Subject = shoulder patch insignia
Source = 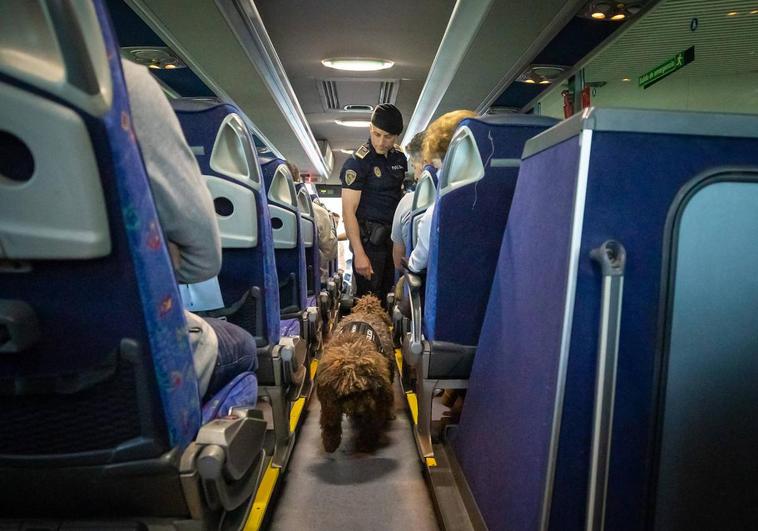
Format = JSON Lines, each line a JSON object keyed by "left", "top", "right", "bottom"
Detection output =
{"left": 354, "top": 144, "right": 370, "bottom": 159}
{"left": 345, "top": 169, "right": 357, "bottom": 186}
{"left": 393, "top": 144, "right": 404, "bottom": 153}
{"left": 373, "top": 166, "right": 382, "bottom": 178}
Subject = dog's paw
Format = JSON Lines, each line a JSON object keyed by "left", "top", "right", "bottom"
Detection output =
{"left": 323, "top": 442, "right": 339, "bottom": 453}
{"left": 322, "top": 433, "right": 341, "bottom": 453}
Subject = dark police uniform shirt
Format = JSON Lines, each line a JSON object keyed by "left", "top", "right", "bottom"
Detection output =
{"left": 339, "top": 140, "right": 407, "bottom": 225}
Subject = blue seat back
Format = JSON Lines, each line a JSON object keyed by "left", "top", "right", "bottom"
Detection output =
{"left": 296, "top": 182, "right": 320, "bottom": 297}
{"left": 174, "top": 101, "right": 281, "bottom": 346}
{"left": 260, "top": 158, "right": 307, "bottom": 315}
{"left": 0, "top": 0, "right": 199, "bottom": 468}
{"left": 423, "top": 115, "right": 557, "bottom": 344}
{"left": 454, "top": 108, "right": 758, "bottom": 531}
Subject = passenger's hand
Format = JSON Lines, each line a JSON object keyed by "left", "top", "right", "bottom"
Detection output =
{"left": 354, "top": 252, "right": 374, "bottom": 279}
{"left": 167, "top": 242, "right": 182, "bottom": 270}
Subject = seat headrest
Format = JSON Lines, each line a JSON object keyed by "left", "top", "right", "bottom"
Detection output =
{"left": 439, "top": 126, "right": 485, "bottom": 195}
{"left": 209, "top": 113, "right": 261, "bottom": 187}
{"left": 412, "top": 168, "right": 438, "bottom": 212}
{"left": 0, "top": 1, "right": 113, "bottom": 117}
{"left": 262, "top": 159, "right": 297, "bottom": 209}
{"left": 0, "top": 1, "right": 112, "bottom": 260}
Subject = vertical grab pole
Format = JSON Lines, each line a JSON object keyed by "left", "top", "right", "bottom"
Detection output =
{"left": 586, "top": 240, "right": 627, "bottom": 531}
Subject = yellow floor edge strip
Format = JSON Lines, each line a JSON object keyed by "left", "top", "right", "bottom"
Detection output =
{"left": 244, "top": 465, "right": 280, "bottom": 531}
{"left": 406, "top": 391, "right": 419, "bottom": 425}
{"left": 242, "top": 359, "right": 318, "bottom": 530}
{"left": 394, "top": 350, "right": 439, "bottom": 469}
{"left": 289, "top": 396, "right": 306, "bottom": 433}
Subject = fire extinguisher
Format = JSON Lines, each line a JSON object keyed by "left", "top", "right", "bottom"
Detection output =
{"left": 562, "top": 90, "right": 573, "bottom": 119}
{"left": 581, "top": 85, "right": 591, "bottom": 110}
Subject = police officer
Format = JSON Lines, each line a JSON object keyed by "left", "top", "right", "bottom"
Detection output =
{"left": 340, "top": 103, "right": 407, "bottom": 305}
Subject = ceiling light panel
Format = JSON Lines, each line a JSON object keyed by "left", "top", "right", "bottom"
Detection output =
{"left": 335, "top": 120, "right": 371, "bottom": 128}
{"left": 322, "top": 58, "right": 394, "bottom": 72}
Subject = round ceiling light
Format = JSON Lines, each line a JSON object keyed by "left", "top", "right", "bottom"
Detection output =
{"left": 335, "top": 120, "right": 372, "bottom": 128}
{"left": 122, "top": 46, "right": 186, "bottom": 70}
{"left": 516, "top": 64, "right": 567, "bottom": 85}
{"left": 591, "top": 1, "right": 612, "bottom": 18}
{"left": 322, "top": 58, "right": 394, "bottom": 72}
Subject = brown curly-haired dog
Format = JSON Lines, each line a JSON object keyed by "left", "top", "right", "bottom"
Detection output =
{"left": 317, "top": 295, "right": 395, "bottom": 452}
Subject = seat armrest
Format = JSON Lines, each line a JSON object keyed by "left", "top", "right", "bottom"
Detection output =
{"left": 405, "top": 271, "right": 423, "bottom": 290}
{"left": 404, "top": 272, "right": 424, "bottom": 364}
{"left": 189, "top": 412, "right": 267, "bottom": 511}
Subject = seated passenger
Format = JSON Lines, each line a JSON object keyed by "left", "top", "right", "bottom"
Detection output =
{"left": 407, "top": 110, "right": 477, "bottom": 273}
{"left": 312, "top": 200, "right": 338, "bottom": 284}
{"left": 391, "top": 131, "right": 426, "bottom": 271}
{"left": 122, "top": 58, "right": 257, "bottom": 399}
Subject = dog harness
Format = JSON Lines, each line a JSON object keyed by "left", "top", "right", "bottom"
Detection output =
{"left": 345, "top": 321, "right": 384, "bottom": 354}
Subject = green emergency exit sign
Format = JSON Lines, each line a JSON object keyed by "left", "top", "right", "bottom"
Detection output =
{"left": 638, "top": 46, "right": 695, "bottom": 89}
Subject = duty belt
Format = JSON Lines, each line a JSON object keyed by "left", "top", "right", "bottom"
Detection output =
{"left": 344, "top": 320, "right": 384, "bottom": 354}
{"left": 359, "top": 219, "right": 391, "bottom": 245}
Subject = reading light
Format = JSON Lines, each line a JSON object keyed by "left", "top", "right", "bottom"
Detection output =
{"left": 727, "top": 11, "right": 738, "bottom": 16}
{"left": 322, "top": 58, "right": 394, "bottom": 72}
{"left": 591, "top": 1, "right": 612, "bottom": 18}
{"left": 516, "top": 64, "right": 567, "bottom": 85}
{"left": 122, "top": 47, "right": 186, "bottom": 70}
{"left": 584, "top": 1, "right": 645, "bottom": 21}
{"left": 335, "top": 120, "right": 372, "bottom": 128}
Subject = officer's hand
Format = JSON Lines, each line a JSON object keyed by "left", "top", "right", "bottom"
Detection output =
{"left": 354, "top": 252, "right": 374, "bottom": 279}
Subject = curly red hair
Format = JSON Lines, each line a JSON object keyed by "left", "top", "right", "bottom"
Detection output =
{"left": 422, "top": 109, "right": 478, "bottom": 163}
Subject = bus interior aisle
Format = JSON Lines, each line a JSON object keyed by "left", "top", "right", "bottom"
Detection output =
{"left": 267, "top": 378, "right": 439, "bottom": 531}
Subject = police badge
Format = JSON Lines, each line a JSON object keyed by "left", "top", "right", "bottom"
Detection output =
{"left": 345, "top": 169, "right": 357, "bottom": 186}
{"left": 373, "top": 166, "right": 382, "bottom": 178}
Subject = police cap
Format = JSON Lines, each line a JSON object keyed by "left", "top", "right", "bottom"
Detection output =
{"left": 371, "top": 104, "right": 403, "bottom": 136}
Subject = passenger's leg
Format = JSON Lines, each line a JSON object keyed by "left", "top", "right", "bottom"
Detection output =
{"left": 203, "top": 317, "right": 257, "bottom": 398}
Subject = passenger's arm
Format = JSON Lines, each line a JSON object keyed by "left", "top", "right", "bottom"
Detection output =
{"left": 342, "top": 188, "right": 373, "bottom": 279}
{"left": 392, "top": 242, "right": 405, "bottom": 271}
{"left": 390, "top": 194, "right": 412, "bottom": 271}
{"left": 122, "top": 59, "right": 221, "bottom": 283}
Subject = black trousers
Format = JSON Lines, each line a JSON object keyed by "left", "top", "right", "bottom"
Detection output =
{"left": 354, "top": 235, "right": 394, "bottom": 307}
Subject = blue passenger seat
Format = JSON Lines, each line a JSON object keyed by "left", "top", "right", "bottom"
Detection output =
{"left": 295, "top": 182, "right": 327, "bottom": 356}
{"left": 403, "top": 115, "right": 557, "bottom": 458}
{"left": 295, "top": 183, "right": 320, "bottom": 302}
{"left": 173, "top": 102, "right": 310, "bottom": 466}
{"left": 0, "top": 1, "right": 265, "bottom": 522}
{"left": 454, "top": 108, "right": 758, "bottom": 531}
{"left": 260, "top": 158, "right": 308, "bottom": 323}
